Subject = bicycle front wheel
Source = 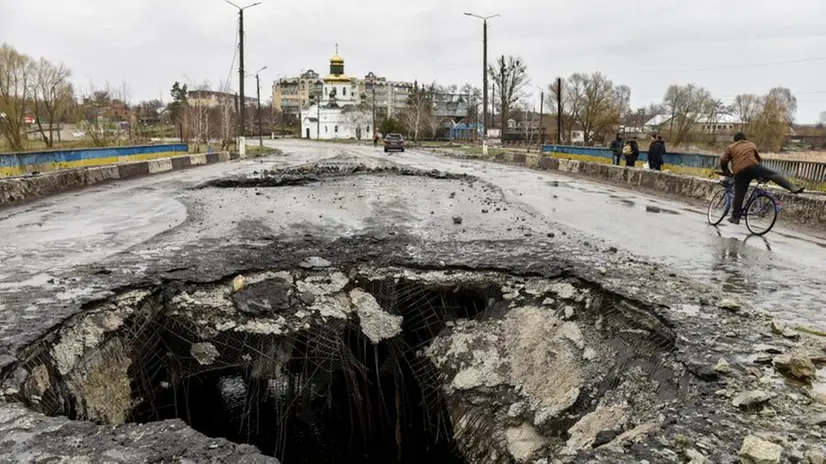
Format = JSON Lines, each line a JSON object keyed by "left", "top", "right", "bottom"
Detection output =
{"left": 707, "top": 189, "right": 729, "bottom": 225}
{"left": 745, "top": 194, "right": 778, "bottom": 235}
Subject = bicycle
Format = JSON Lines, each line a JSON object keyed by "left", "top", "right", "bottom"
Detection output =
{"left": 706, "top": 171, "right": 782, "bottom": 236}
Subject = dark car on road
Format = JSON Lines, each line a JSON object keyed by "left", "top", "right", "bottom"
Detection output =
{"left": 384, "top": 133, "right": 405, "bottom": 153}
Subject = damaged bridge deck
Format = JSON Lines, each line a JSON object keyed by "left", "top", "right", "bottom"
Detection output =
{"left": 0, "top": 142, "right": 824, "bottom": 463}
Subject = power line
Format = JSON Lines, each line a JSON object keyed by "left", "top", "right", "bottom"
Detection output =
{"left": 641, "top": 56, "right": 826, "bottom": 73}
{"left": 225, "top": 28, "right": 239, "bottom": 89}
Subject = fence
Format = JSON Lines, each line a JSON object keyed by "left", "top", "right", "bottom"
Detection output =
{"left": 541, "top": 144, "right": 826, "bottom": 185}
{"left": 0, "top": 144, "right": 188, "bottom": 178}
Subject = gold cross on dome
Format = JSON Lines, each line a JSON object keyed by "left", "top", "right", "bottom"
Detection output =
{"left": 335, "top": 43, "right": 339, "bottom": 54}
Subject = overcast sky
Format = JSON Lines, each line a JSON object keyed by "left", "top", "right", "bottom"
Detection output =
{"left": 3, "top": 0, "right": 826, "bottom": 122}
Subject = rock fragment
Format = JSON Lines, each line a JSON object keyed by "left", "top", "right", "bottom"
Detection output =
{"left": 739, "top": 434, "right": 783, "bottom": 464}
{"left": 685, "top": 448, "right": 707, "bottom": 464}
{"left": 773, "top": 355, "right": 817, "bottom": 380}
{"left": 299, "top": 256, "right": 331, "bottom": 269}
{"left": 718, "top": 298, "right": 741, "bottom": 311}
{"left": 231, "top": 275, "right": 248, "bottom": 292}
{"left": 714, "top": 358, "right": 731, "bottom": 373}
{"left": 190, "top": 342, "right": 220, "bottom": 366}
{"left": 732, "top": 390, "right": 773, "bottom": 409}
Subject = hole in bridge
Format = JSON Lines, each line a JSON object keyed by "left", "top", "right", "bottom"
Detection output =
{"left": 18, "top": 275, "right": 501, "bottom": 464}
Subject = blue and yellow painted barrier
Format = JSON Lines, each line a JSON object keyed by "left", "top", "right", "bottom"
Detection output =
{"left": 0, "top": 144, "right": 188, "bottom": 178}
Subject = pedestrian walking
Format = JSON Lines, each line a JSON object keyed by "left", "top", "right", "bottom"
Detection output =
{"left": 647, "top": 134, "right": 665, "bottom": 170}
{"left": 373, "top": 133, "right": 379, "bottom": 148}
{"left": 610, "top": 133, "right": 624, "bottom": 165}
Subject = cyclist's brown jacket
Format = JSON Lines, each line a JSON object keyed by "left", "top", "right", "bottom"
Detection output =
{"left": 721, "top": 140, "right": 761, "bottom": 175}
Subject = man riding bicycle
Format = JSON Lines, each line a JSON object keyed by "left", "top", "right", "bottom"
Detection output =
{"left": 720, "top": 132, "right": 804, "bottom": 225}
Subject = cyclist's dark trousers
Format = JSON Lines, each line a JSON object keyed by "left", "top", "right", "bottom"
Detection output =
{"left": 732, "top": 164, "right": 796, "bottom": 219}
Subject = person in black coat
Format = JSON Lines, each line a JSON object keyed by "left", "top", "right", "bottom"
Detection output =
{"left": 647, "top": 134, "right": 665, "bottom": 170}
{"left": 609, "top": 133, "right": 624, "bottom": 165}
{"left": 625, "top": 138, "right": 640, "bottom": 167}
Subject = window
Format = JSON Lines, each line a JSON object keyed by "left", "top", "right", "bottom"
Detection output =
{"left": 334, "top": 125, "right": 338, "bottom": 132}
{"left": 325, "top": 126, "right": 328, "bottom": 133}
{"left": 343, "top": 87, "right": 347, "bottom": 96}
{"left": 366, "top": 125, "right": 370, "bottom": 133}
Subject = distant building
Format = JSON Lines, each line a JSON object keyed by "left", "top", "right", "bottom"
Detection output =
{"left": 301, "top": 48, "right": 372, "bottom": 140}
{"left": 272, "top": 70, "right": 323, "bottom": 118}
{"left": 644, "top": 114, "right": 746, "bottom": 140}
{"left": 275, "top": 68, "right": 416, "bottom": 121}
{"left": 433, "top": 93, "right": 469, "bottom": 120}
{"left": 359, "top": 72, "right": 414, "bottom": 119}
{"left": 188, "top": 90, "right": 254, "bottom": 109}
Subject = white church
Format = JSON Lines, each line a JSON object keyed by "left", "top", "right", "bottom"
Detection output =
{"left": 301, "top": 47, "right": 373, "bottom": 140}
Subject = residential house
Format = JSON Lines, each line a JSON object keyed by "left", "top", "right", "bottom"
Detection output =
{"left": 644, "top": 114, "right": 745, "bottom": 141}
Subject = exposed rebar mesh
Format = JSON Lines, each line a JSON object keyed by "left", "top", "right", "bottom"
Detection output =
{"left": 10, "top": 274, "right": 503, "bottom": 463}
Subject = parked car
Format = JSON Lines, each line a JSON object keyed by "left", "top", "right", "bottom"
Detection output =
{"left": 384, "top": 133, "right": 405, "bottom": 153}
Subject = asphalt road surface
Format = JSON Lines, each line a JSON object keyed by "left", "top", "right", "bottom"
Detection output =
{"left": 1, "top": 140, "right": 824, "bottom": 332}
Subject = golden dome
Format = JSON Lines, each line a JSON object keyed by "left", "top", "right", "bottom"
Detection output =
{"left": 330, "top": 43, "right": 344, "bottom": 64}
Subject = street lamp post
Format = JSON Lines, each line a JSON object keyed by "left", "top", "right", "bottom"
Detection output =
{"left": 464, "top": 12, "right": 499, "bottom": 141}
{"left": 226, "top": 0, "right": 261, "bottom": 140}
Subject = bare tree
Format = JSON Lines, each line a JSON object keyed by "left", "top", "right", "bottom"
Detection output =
{"left": 31, "top": 57, "right": 72, "bottom": 147}
{"left": 750, "top": 93, "right": 788, "bottom": 151}
{"left": 819, "top": 111, "right": 826, "bottom": 125}
{"left": 662, "top": 84, "right": 714, "bottom": 144}
{"left": 0, "top": 43, "right": 35, "bottom": 150}
{"left": 217, "top": 80, "right": 236, "bottom": 151}
{"left": 556, "top": 72, "right": 624, "bottom": 143}
{"left": 78, "top": 83, "right": 128, "bottom": 147}
{"left": 184, "top": 81, "right": 211, "bottom": 149}
{"left": 707, "top": 99, "right": 733, "bottom": 140}
{"left": 767, "top": 87, "right": 797, "bottom": 124}
{"left": 613, "top": 85, "right": 631, "bottom": 118}
{"left": 460, "top": 83, "right": 482, "bottom": 125}
{"left": 402, "top": 81, "right": 434, "bottom": 141}
{"left": 488, "top": 55, "right": 529, "bottom": 132}
{"left": 734, "top": 94, "right": 761, "bottom": 127}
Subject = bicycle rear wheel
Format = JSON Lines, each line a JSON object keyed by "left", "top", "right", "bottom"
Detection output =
{"left": 745, "top": 194, "right": 777, "bottom": 235}
{"left": 707, "top": 189, "right": 728, "bottom": 225}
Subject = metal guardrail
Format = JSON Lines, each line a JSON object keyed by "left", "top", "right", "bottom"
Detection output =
{"left": 541, "top": 144, "right": 826, "bottom": 184}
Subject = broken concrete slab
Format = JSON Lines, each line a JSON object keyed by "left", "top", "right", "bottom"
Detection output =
{"left": 0, "top": 403, "right": 276, "bottom": 463}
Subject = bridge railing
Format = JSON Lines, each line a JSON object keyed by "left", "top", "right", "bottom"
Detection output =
{"left": 541, "top": 144, "right": 826, "bottom": 184}
{"left": 0, "top": 144, "right": 188, "bottom": 178}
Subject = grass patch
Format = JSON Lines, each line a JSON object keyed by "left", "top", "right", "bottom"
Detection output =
{"left": 245, "top": 145, "right": 277, "bottom": 156}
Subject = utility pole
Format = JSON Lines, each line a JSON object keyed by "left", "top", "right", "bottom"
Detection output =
{"left": 226, "top": 1, "right": 261, "bottom": 140}
{"left": 464, "top": 12, "right": 499, "bottom": 139}
{"left": 556, "top": 77, "right": 563, "bottom": 144}
{"left": 539, "top": 90, "right": 545, "bottom": 145}
{"left": 483, "top": 20, "right": 488, "bottom": 137}
{"left": 371, "top": 85, "right": 376, "bottom": 136}
{"left": 499, "top": 56, "right": 506, "bottom": 134}
{"left": 253, "top": 66, "right": 267, "bottom": 146}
